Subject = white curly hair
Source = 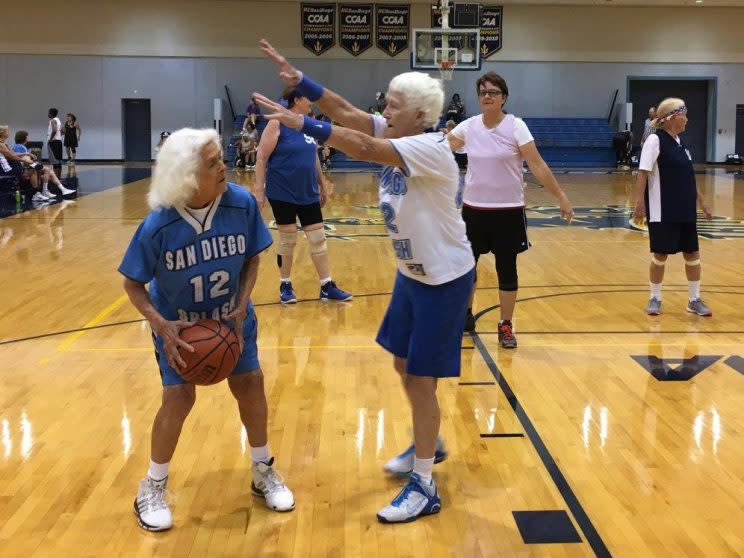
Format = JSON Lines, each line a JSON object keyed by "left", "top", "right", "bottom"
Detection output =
{"left": 387, "top": 72, "right": 445, "bottom": 130}
{"left": 148, "top": 128, "right": 221, "bottom": 209}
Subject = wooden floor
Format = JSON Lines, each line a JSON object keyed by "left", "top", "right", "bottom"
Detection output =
{"left": 1, "top": 167, "right": 743, "bottom": 557}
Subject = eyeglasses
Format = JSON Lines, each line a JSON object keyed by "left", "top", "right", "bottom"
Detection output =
{"left": 478, "top": 90, "right": 503, "bottom": 98}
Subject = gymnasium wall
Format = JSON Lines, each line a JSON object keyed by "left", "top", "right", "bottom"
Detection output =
{"left": 1, "top": 1, "right": 743, "bottom": 161}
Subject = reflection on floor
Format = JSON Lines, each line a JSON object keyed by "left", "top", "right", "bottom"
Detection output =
{"left": 0, "top": 164, "right": 152, "bottom": 219}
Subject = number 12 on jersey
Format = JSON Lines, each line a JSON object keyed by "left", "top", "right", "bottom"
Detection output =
{"left": 189, "top": 270, "right": 230, "bottom": 303}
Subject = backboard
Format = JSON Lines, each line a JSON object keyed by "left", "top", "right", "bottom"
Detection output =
{"left": 411, "top": 28, "right": 481, "bottom": 71}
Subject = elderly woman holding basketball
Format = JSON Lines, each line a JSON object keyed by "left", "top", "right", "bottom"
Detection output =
{"left": 119, "top": 128, "right": 294, "bottom": 533}
{"left": 256, "top": 39, "right": 475, "bottom": 524}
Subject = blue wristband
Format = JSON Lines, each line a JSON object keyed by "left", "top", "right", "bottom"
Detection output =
{"left": 301, "top": 116, "right": 332, "bottom": 143}
{"left": 295, "top": 72, "right": 324, "bottom": 102}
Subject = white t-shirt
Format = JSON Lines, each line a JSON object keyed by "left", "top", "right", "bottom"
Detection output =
{"left": 639, "top": 133, "right": 682, "bottom": 222}
{"left": 48, "top": 117, "right": 62, "bottom": 141}
{"left": 372, "top": 115, "right": 474, "bottom": 285}
{"left": 450, "top": 114, "right": 534, "bottom": 208}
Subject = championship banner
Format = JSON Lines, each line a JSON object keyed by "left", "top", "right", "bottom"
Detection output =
{"left": 339, "top": 4, "right": 373, "bottom": 56}
{"left": 301, "top": 3, "right": 336, "bottom": 56}
{"left": 375, "top": 4, "right": 410, "bottom": 58}
{"left": 480, "top": 5, "right": 503, "bottom": 58}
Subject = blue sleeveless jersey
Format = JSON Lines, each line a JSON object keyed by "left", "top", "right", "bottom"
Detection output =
{"left": 265, "top": 124, "right": 319, "bottom": 205}
{"left": 118, "top": 183, "right": 272, "bottom": 324}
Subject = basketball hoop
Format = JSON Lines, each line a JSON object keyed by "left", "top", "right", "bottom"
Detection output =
{"left": 438, "top": 60, "right": 456, "bottom": 80}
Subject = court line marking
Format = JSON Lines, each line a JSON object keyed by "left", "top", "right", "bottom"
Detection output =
{"left": 471, "top": 331, "right": 612, "bottom": 557}
{"left": 2, "top": 286, "right": 743, "bottom": 348}
{"left": 55, "top": 295, "right": 129, "bottom": 352}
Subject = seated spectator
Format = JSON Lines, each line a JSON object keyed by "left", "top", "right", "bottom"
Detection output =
{"left": 446, "top": 94, "right": 466, "bottom": 123}
{"left": 13, "top": 130, "right": 75, "bottom": 197}
{"left": 1, "top": 125, "right": 49, "bottom": 202}
{"left": 375, "top": 91, "right": 386, "bottom": 113}
{"left": 243, "top": 99, "right": 262, "bottom": 129}
{"left": 233, "top": 124, "right": 259, "bottom": 170}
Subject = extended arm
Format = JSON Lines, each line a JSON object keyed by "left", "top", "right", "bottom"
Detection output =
{"left": 520, "top": 141, "right": 573, "bottom": 222}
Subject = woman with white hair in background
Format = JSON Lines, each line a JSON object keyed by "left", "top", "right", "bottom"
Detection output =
{"left": 633, "top": 97, "right": 713, "bottom": 317}
{"left": 118, "top": 128, "right": 295, "bottom": 532}
{"left": 257, "top": 39, "right": 475, "bottom": 524}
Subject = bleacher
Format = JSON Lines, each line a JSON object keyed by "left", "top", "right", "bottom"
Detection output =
{"left": 524, "top": 117, "right": 616, "bottom": 167}
{"left": 225, "top": 115, "right": 616, "bottom": 170}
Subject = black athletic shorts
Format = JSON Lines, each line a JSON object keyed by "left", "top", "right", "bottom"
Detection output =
{"left": 268, "top": 197, "right": 323, "bottom": 227}
{"left": 647, "top": 221, "right": 699, "bottom": 254}
{"left": 462, "top": 205, "right": 530, "bottom": 258}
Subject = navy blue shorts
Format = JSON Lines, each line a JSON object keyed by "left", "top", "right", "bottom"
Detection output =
{"left": 153, "top": 313, "right": 260, "bottom": 386}
{"left": 648, "top": 222, "right": 699, "bottom": 254}
{"left": 376, "top": 268, "right": 475, "bottom": 378}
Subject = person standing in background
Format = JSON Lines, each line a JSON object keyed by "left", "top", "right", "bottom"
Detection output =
{"left": 64, "top": 113, "right": 82, "bottom": 163}
{"left": 47, "top": 108, "right": 63, "bottom": 169}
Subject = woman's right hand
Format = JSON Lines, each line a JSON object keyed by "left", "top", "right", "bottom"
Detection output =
{"left": 259, "top": 39, "right": 302, "bottom": 86}
{"left": 152, "top": 318, "right": 195, "bottom": 371}
{"left": 632, "top": 200, "right": 646, "bottom": 226}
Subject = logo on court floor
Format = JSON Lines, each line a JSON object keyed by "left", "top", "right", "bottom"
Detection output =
{"left": 527, "top": 205, "right": 744, "bottom": 240}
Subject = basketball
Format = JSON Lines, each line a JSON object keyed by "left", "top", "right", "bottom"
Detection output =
{"left": 177, "top": 319, "right": 240, "bottom": 385}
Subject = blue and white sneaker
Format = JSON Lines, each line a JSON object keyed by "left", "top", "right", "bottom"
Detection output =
{"left": 319, "top": 280, "right": 352, "bottom": 302}
{"left": 280, "top": 281, "right": 297, "bottom": 304}
{"left": 377, "top": 473, "right": 441, "bottom": 524}
{"left": 383, "top": 438, "right": 448, "bottom": 475}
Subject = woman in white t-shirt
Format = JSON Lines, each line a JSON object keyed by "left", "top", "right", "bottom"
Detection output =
{"left": 47, "top": 108, "right": 63, "bottom": 166}
{"left": 257, "top": 39, "right": 475, "bottom": 525}
{"left": 448, "top": 72, "right": 574, "bottom": 348}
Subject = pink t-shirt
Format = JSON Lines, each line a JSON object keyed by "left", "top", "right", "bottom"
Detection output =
{"left": 450, "top": 114, "right": 534, "bottom": 208}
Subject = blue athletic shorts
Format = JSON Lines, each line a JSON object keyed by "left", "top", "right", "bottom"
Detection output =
{"left": 376, "top": 267, "right": 475, "bottom": 377}
{"left": 153, "top": 312, "right": 260, "bottom": 386}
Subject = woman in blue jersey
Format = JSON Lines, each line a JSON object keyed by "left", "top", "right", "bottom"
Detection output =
{"left": 256, "top": 40, "right": 476, "bottom": 524}
{"left": 633, "top": 97, "right": 713, "bottom": 317}
{"left": 255, "top": 86, "right": 352, "bottom": 304}
{"left": 119, "top": 128, "right": 294, "bottom": 532}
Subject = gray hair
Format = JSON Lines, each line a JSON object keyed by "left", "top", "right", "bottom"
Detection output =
{"left": 387, "top": 72, "right": 444, "bottom": 130}
{"left": 148, "top": 128, "right": 221, "bottom": 209}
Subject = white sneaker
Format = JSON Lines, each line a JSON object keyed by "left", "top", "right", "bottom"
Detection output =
{"left": 133, "top": 476, "right": 173, "bottom": 531}
{"left": 41, "top": 190, "right": 57, "bottom": 200}
{"left": 377, "top": 473, "right": 441, "bottom": 524}
{"left": 31, "top": 192, "right": 49, "bottom": 203}
{"left": 57, "top": 184, "right": 75, "bottom": 195}
{"left": 251, "top": 458, "right": 295, "bottom": 512}
{"left": 383, "top": 437, "right": 448, "bottom": 475}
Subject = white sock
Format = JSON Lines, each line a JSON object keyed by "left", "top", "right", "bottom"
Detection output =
{"left": 42, "top": 182, "right": 50, "bottom": 195}
{"left": 280, "top": 278, "right": 291, "bottom": 284}
{"left": 650, "top": 282, "right": 662, "bottom": 300}
{"left": 688, "top": 280, "right": 700, "bottom": 301}
{"left": 320, "top": 277, "right": 332, "bottom": 286}
{"left": 147, "top": 459, "right": 169, "bottom": 481}
{"left": 412, "top": 456, "right": 435, "bottom": 484}
{"left": 249, "top": 444, "right": 270, "bottom": 464}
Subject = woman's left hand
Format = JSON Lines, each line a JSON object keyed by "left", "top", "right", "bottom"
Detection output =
{"left": 224, "top": 305, "right": 247, "bottom": 354}
{"left": 252, "top": 93, "right": 304, "bottom": 130}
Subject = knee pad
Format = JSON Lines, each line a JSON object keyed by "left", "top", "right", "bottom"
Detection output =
{"left": 276, "top": 230, "right": 297, "bottom": 267}
{"left": 685, "top": 258, "right": 701, "bottom": 267}
{"left": 305, "top": 228, "right": 327, "bottom": 255}
{"left": 651, "top": 257, "right": 666, "bottom": 267}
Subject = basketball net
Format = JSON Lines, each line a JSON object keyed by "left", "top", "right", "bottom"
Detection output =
{"left": 438, "top": 60, "right": 455, "bottom": 81}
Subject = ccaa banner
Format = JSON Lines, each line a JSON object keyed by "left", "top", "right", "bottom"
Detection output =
{"left": 339, "top": 4, "right": 373, "bottom": 56}
{"left": 301, "top": 3, "right": 336, "bottom": 56}
{"left": 479, "top": 5, "right": 503, "bottom": 58}
{"left": 375, "top": 4, "right": 410, "bottom": 58}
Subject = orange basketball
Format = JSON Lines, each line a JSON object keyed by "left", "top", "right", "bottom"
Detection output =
{"left": 177, "top": 319, "right": 240, "bottom": 385}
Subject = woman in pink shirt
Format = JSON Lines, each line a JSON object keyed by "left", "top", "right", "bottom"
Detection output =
{"left": 448, "top": 72, "right": 573, "bottom": 347}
